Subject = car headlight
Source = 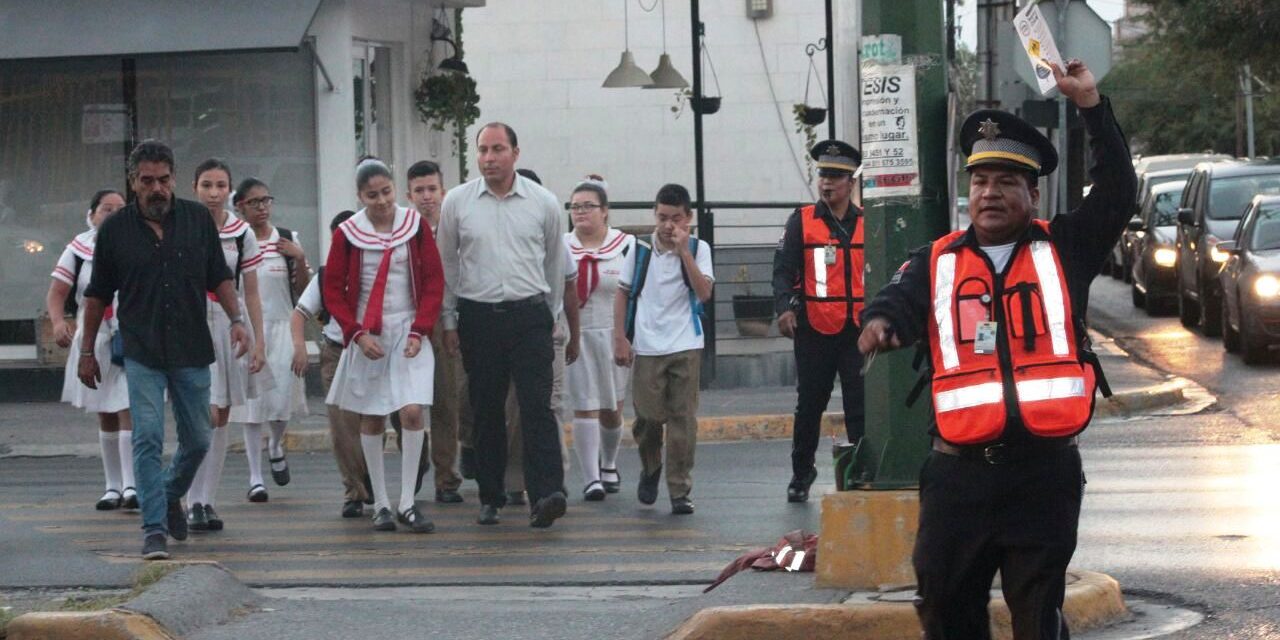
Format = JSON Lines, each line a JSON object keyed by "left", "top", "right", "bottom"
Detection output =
{"left": 1210, "top": 243, "right": 1229, "bottom": 263}
{"left": 1255, "top": 274, "right": 1280, "bottom": 298}
{"left": 22, "top": 240, "right": 44, "bottom": 254}
{"left": 1154, "top": 247, "right": 1177, "bottom": 268}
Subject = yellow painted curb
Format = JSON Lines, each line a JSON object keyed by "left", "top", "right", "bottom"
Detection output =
{"left": 6, "top": 609, "right": 175, "bottom": 640}
{"left": 666, "top": 571, "right": 1126, "bottom": 640}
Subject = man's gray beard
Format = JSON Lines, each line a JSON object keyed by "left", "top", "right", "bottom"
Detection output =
{"left": 141, "top": 200, "right": 169, "bottom": 221}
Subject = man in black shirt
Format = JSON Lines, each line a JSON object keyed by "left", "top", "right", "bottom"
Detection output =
{"left": 80, "top": 140, "right": 248, "bottom": 560}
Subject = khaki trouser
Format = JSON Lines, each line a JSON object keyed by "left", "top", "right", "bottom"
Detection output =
{"left": 631, "top": 349, "right": 701, "bottom": 499}
{"left": 321, "top": 339, "right": 369, "bottom": 503}
{"left": 429, "top": 323, "right": 463, "bottom": 491}
{"left": 503, "top": 320, "right": 572, "bottom": 492}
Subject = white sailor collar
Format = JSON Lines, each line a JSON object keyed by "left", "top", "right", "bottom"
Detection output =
{"left": 339, "top": 206, "right": 422, "bottom": 251}
{"left": 218, "top": 210, "right": 251, "bottom": 240}
{"left": 69, "top": 229, "right": 97, "bottom": 261}
{"left": 567, "top": 227, "right": 629, "bottom": 261}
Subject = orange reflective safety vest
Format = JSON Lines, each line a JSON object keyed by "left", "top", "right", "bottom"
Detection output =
{"left": 800, "top": 205, "right": 865, "bottom": 335}
{"left": 926, "top": 220, "right": 1097, "bottom": 445}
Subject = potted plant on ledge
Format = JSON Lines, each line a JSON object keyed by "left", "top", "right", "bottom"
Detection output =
{"left": 731, "top": 265, "right": 775, "bottom": 337}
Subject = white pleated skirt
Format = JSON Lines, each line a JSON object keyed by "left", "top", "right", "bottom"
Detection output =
{"left": 567, "top": 327, "right": 631, "bottom": 411}
{"left": 229, "top": 318, "right": 307, "bottom": 423}
{"left": 61, "top": 325, "right": 129, "bottom": 414}
{"left": 326, "top": 311, "right": 434, "bottom": 416}
{"left": 209, "top": 305, "right": 276, "bottom": 409}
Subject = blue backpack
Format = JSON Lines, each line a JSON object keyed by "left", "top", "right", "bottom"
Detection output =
{"left": 624, "top": 236, "right": 704, "bottom": 342}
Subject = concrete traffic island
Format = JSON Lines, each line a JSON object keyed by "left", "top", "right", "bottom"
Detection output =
{"left": 667, "top": 491, "right": 1129, "bottom": 640}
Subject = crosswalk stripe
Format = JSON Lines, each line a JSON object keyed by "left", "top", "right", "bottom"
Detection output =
{"left": 87, "top": 543, "right": 751, "bottom": 565}
{"left": 66, "top": 527, "right": 711, "bottom": 546}
{"left": 37, "top": 514, "right": 685, "bottom": 534}
{"left": 228, "top": 560, "right": 729, "bottom": 583}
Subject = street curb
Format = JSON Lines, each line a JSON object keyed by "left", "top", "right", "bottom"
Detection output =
{"left": 665, "top": 570, "right": 1126, "bottom": 640}
{"left": 5, "top": 563, "right": 249, "bottom": 640}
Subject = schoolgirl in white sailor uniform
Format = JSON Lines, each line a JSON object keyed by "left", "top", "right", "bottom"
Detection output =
{"left": 46, "top": 190, "right": 135, "bottom": 511}
{"left": 564, "top": 178, "right": 634, "bottom": 500}
{"left": 229, "top": 178, "right": 309, "bottom": 501}
{"left": 323, "top": 160, "right": 445, "bottom": 533}
{"left": 185, "top": 159, "right": 271, "bottom": 532}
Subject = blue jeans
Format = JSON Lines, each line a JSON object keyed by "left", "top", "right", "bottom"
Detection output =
{"left": 124, "top": 358, "right": 212, "bottom": 536}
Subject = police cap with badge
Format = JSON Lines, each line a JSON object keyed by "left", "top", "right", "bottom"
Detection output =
{"left": 960, "top": 109, "right": 1058, "bottom": 177}
{"left": 810, "top": 140, "right": 862, "bottom": 178}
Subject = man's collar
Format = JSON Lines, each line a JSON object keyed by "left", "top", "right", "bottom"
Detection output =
{"left": 947, "top": 219, "right": 1048, "bottom": 251}
{"left": 481, "top": 174, "right": 525, "bottom": 200}
{"left": 814, "top": 199, "right": 859, "bottom": 221}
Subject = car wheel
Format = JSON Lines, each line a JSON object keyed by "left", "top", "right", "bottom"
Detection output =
{"left": 1122, "top": 255, "right": 1134, "bottom": 284}
{"left": 1199, "top": 283, "right": 1222, "bottom": 337}
{"left": 1131, "top": 281, "right": 1146, "bottom": 309}
{"left": 1240, "top": 310, "right": 1271, "bottom": 365}
{"left": 1222, "top": 299, "right": 1239, "bottom": 352}
{"left": 1178, "top": 281, "right": 1199, "bottom": 328}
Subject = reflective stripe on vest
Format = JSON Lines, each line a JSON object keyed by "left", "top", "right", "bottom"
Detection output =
{"left": 811, "top": 246, "right": 828, "bottom": 298}
{"left": 933, "top": 252, "right": 960, "bottom": 371}
{"left": 1016, "top": 376, "right": 1086, "bottom": 403}
{"left": 800, "top": 204, "right": 865, "bottom": 335}
{"left": 934, "top": 381, "right": 1003, "bottom": 413}
{"left": 1029, "top": 240, "right": 1070, "bottom": 356}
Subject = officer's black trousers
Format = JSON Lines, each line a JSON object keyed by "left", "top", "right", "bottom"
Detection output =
{"left": 913, "top": 446, "right": 1084, "bottom": 640}
{"left": 457, "top": 300, "right": 564, "bottom": 509}
{"left": 790, "top": 322, "right": 865, "bottom": 476}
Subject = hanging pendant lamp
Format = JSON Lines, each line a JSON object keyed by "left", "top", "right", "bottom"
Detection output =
{"left": 645, "top": 0, "right": 688, "bottom": 89}
{"left": 603, "top": 0, "right": 654, "bottom": 88}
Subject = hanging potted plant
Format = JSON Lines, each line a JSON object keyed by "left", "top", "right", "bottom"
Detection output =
{"left": 792, "top": 40, "right": 829, "bottom": 183}
{"left": 731, "top": 265, "right": 775, "bottom": 337}
{"left": 793, "top": 103, "right": 820, "bottom": 183}
{"left": 671, "top": 33, "right": 723, "bottom": 118}
{"left": 414, "top": 10, "right": 480, "bottom": 179}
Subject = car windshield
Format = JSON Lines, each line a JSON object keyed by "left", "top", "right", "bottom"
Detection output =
{"left": 1209, "top": 174, "right": 1280, "bottom": 220}
{"left": 1251, "top": 208, "right": 1280, "bottom": 251}
{"left": 1152, "top": 191, "right": 1180, "bottom": 226}
{"left": 1148, "top": 174, "right": 1188, "bottom": 190}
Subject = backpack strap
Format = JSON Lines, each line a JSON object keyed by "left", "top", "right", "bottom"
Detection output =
{"left": 234, "top": 233, "right": 245, "bottom": 290}
{"left": 64, "top": 256, "right": 85, "bottom": 317}
{"left": 624, "top": 238, "right": 654, "bottom": 342}
{"left": 315, "top": 266, "right": 331, "bottom": 324}
{"left": 685, "top": 237, "right": 703, "bottom": 337}
{"left": 274, "top": 226, "right": 299, "bottom": 306}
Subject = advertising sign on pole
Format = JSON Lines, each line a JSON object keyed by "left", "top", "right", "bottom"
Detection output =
{"left": 860, "top": 64, "right": 920, "bottom": 198}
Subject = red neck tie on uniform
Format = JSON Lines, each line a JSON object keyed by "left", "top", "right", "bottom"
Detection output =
{"left": 361, "top": 247, "right": 395, "bottom": 336}
{"left": 577, "top": 254, "right": 600, "bottom": 308}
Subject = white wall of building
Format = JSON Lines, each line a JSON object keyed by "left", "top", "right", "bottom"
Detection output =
{"left": 462, "top": 0, "right": 835, "bottom": 240}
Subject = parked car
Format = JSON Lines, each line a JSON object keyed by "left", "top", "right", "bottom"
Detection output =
{"left": 1112, "top": 168, "right": 1198, "bottom": 281}
{"left": 1175, "top": 159, "right": 1280, "bottom": 335}
{"left": 1128, "top": 180, "right": 1187, "bottom": 314}
{"left": 1218, "top": 194, "right": 1280, "bottom": 364}
{"left": 1133, "top": 153, "right": 1233, "bottom": 177}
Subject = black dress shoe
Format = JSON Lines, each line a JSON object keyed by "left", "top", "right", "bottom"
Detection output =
{"left": 122, "top": 487, "right": 139, "bottom": 510}
{"left": 600, "top": 467, "right": 621, "bottom": 494}
{"left": 96, "top": 489, "right": 123, "bottom": 511}
{"left": 477, "top": 504, "right": 501, "bottom": 525}
{"left": 637, "top": 465, "right": 662, "bottom": 505}
{"left": 342, "top": 500, "right": 364, "bottom": 518}
{"left": 247, "top": 484, "right": 269, "bottom": 503}
{"left": 530, "top": 492, "right": 567, "bottom": 529}
{"left": 787, "top": 467, "right": 819, "bottom": 503}
{"left": 460, "top": 447, "right": 477, "bottom": 480}
{"left": 204, "top": 504, "right": 224, "bottom": 531}
{"left": 435, "top": 488, "right": 464, "bottom": 504}
{"left": 506, "top": 491, "right": 527, "bottom": 506}
{"left": 166, "top": 500, "right": 188, "bottom": 541}
{"left": 397, "top": 506, "right": 435, "bottom": 533}
{"left": 372, "top": 507, "right": 397, "bottom": 531}
{"left": 269, "top": 456, "right": 291, "bottom": 487}
{"left": 583, "top": 481, "right": 606, "bottom": 502}
{"left": 187, "top": 503, "right": 209, "bottom": 532}
{"left": 671, "top": 496, "right": 695, "bottom": 515}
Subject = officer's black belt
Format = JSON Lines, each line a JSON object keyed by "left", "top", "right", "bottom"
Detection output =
{"left": 459, "top": 294, "right": 546, "bottom": 313}
{"left": 932, "top": 436, "right": 1078, "bottom": 465}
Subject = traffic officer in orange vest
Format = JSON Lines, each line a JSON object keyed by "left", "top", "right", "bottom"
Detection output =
{"left": 771, "top": 140, "right": 865, "bottom": 503}
{"left": 858, "top": 60, "right": 1135, "bottom": 639}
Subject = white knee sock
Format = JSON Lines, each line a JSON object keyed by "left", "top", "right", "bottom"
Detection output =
{"left": 361, "top": 433, "right": 390, "bottom": 512}
{"left": 243, "top": 422, "right": 266, "bottom": 488}
{"left": 399, "top": 426, "right": 425, "bottom": 513}
{"left": 99, "top": 431, "right": 122, "bottom": 492}
{"left": 268, "top": 420, "right": 288, "bottom": 461}
{"left": 599, "top": 424, "right": 623, "bottom": 471}
{"left": 118, "top": 431, "right": 135, "bottom": 490}
{"left": 203, "top": 427, "right": 229, "bottom": 507}
{"left": 573, "top": 418, "right": 602, "bottom": 485}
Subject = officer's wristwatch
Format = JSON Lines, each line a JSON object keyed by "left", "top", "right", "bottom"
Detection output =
{"left": 229, "top": 315, "right": 245, "bottom": 326}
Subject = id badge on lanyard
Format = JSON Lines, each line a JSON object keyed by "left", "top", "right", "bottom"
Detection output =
{"left": 974, "top": 321, "right": 999, "bottom": 354}
{"left": 823, "top": 245, "right": 837, "bottom": 265}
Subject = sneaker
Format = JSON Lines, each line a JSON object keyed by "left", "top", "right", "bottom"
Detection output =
{"left": 96, "top": 489, "right": 123, "bottom": 511}
{"left": 203, "top": 504, "right": 224, "bottom": 531}
{"left": 187, "top": 503, "right": 209, "bottom": 532}
{"left": 141, "top": 533, "right": 169, "bottom": 560}
{"left": 166, "top": 500, "right": 188, "bottom": 541}
{"left": 121, "top": 487, "right": 139, "bottom": 510}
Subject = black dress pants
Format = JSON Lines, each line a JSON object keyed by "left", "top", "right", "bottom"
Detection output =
{"left": 790, "top": 321, "right": 865, "bottom": 476}
{"left": 457, "top": 300, "right": 563, "bottom": 508}
{"left": 913, "top": 446, "right": 1085, "bottom": 640}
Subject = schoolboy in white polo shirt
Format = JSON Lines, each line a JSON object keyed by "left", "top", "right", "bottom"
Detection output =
{"left": 613, "top": 183, "right": 713, "bottom": 515}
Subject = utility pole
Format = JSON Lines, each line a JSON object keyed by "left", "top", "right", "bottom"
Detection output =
{"left": 690, "top": 0, "right": 715, "bottom": 383}
{"left": 850, "top": 0, "right": 950, "bottom": 488}
{"left": 1241, "top": 63, "right": 1256, "bottom": 159}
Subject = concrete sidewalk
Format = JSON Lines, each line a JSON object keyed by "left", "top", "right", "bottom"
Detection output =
{"left": 0, "top": 330, "right": 1210, "bottom": 459}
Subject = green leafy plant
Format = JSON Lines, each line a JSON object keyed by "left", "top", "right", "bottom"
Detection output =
{"left": 793, "top": 103, "right": 819, "bottom": 183}
{"left": 414, "top": 72, "right": 480, "bottom": 179}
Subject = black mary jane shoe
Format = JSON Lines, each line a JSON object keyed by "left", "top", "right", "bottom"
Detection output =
{"left": 269, "top": 455, "right": 291, "bottom": 487}
{"left": 187, "top": 503, "right": 209, "bottom": 531}
{"left": 121, "top": 487, "right": 139, "bottom": 510}
{"left": 600, "top": 467, "right": 621, "bottom": 494}
{"left": 204, "top": 504, "right": 224, "bottom": 531}
{"left": 96, "top": 489, "right": 123, "bottom": 511}
{"left": 247, "top": 484, "right": 269, "bottom": 503}
{"left": 583, "top": 481, "right": 606, "bottom": 502}
{"left": 372, "top": 507, "right": 397, "bottom": 531}
{"left": 397, "top": 506, "right": 436, "bottom": 534}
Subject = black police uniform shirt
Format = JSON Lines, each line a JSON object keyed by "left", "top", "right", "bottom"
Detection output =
{"left": 86, "top": 197, "right": 233, "bottom": 370}
{"left": 859, "top": 97, "right": 1137, "bottom": 442}
{"left": 772, "top": 199, "right": 862, "bottom": 319}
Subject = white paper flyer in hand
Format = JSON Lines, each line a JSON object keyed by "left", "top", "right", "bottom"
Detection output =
{"left": 1012, "top": 2, "right": 1064, "bottom": 95}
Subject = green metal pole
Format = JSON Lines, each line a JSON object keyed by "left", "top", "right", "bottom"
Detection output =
{"left": 850, "top": 0, "right": 950, "bottom": 489}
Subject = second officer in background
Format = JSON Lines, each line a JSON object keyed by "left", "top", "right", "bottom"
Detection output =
{"left": 771, "top": 140, "right": 866, "bottom": 503}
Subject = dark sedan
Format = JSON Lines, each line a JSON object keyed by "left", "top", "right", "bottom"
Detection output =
{"left": 1129, "top": 180, "right": 1186, "bottom": 314}
{"left": 1219, "top": 194, "right": 1280, "bottom": 364}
